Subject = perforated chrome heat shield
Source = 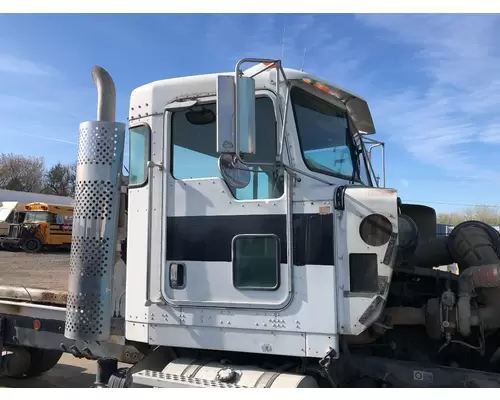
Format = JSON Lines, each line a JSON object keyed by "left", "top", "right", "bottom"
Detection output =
{"left": 65, "top": 121, "right": 126, "bottom": 342}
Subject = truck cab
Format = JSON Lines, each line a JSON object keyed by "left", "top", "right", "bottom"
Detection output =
{"left": 59, "top": 59, "right": 404, "bottom": 388}
{"left": 118, "top": 60, "right": 397, "bottom": 359}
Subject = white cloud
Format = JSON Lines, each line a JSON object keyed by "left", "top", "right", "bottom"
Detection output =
{"left": 19, "top": 132, "right": 77, "bottom": 145}
{"left": 0, "top": 94, "right": 61, "bottom": 112}
{"left": 0, "top": 53, "right": 57, "bottom": 76}
{"left": 201, "top": 14, "right": 362, "bottom": 75}
{"left": 354, "top": 14, "right": 500, "bottom": 180}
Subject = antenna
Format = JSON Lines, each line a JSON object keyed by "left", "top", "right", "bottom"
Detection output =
{"left": 301, "top": 45, "right": 308, "bottom": 71}
{"left": 281, "top": 16, "right": 287, "bottom": 63}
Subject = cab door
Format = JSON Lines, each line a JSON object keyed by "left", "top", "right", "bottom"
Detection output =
{"left": 160, "top": 91, "right": 292, "bottom": 310}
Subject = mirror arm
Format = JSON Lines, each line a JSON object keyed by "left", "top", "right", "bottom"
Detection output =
{"left": 367, "top": 142, "right": 385, "bottom": 188}
{"left": 380, "top": 143, "right": 386, "bottom": 188}
{"left": 279, "top": 162, "right": 334, "bottom": 186}
{"left": 248, "top": 63, "right": 275, "bottom": 78}
{"left": 236, "top": 58, "right": 279, "bottom": 75}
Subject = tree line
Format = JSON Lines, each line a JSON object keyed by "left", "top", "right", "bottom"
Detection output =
{"left": 0, "top": 153, "right": 76, "bottom": 197}
{"left": 437, "top": 206, "right": 500, "bottom": 226}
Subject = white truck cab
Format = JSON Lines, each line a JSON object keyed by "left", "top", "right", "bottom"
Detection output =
{"left": 120, "top": 60, "right": 397, "bottom": 362}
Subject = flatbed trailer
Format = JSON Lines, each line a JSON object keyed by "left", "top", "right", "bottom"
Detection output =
{"left": 0, "top": 250, "right": 73, "bottom": 381}
{"left": 0, "top": 252, "right": 69, "bottom": 353}
{"left": 0, "top": 295, "right": 142, "bottom": 384}
{"left": 0, "top": 250, "right": 144, "bottom": 383}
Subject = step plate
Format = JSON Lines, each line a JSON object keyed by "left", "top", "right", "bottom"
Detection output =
{"left": 132, "top": 370, "right": 247, "bottom": 388}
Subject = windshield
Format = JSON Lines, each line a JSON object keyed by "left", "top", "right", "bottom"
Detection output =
{"left": 24, "top": 211, "right": 52, "bottom": 223}
{"left": 0, "top": 207, "right": 12, "bottom": 222}
{"left": 291, "top": 86, "right": 364, "bottom": 183}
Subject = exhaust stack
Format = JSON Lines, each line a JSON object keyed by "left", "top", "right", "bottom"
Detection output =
{"left": 92, "top": 66, "right": 116, "bottom": 122}
{"left": 64, "top": 66, "right": 126, "bottom": 342}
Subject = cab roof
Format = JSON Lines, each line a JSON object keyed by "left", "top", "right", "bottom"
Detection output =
{"left": 130, "top": 63, "right": 375, "bottom": 135}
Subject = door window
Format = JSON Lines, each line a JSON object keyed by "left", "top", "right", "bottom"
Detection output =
{"left": 171, "top": 97, "right": 284, "bottom": 200}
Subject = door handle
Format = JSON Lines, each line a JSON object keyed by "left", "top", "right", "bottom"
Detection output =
{"left": 169, "top": 263, "right": 186, "bottom": 289}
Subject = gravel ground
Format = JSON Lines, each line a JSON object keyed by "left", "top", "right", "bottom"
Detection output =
{"left": 0, "top": 250, "right": 69, "bottom": 291}
{"left": 0, "top": 353, "right": 131, "bottom": 388}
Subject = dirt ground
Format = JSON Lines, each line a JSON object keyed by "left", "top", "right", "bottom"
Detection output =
{"left": 0, "top": 250, "right": 69, "bottom": 291}
{"left": 0, "top": 353, "right": 131, "bottom": 388}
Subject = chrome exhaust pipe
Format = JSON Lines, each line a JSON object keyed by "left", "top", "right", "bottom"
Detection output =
{"left": 65, "top": 66, "right": 126, "bottom": 343}
{"left": 92, "top": 65, "right": 116, "bottom": 122}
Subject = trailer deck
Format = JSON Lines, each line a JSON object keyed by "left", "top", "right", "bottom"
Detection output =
{"left": 0, "top": 249, "right": 143, "bottom": 364}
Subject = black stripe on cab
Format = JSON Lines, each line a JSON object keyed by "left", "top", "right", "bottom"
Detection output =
{"left": 166, "top": 213, "right": 334, "bottom": 266}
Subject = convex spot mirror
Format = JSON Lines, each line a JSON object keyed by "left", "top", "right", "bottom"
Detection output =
{"left": 218, "top": 153, "right": 251, "bottom": 189}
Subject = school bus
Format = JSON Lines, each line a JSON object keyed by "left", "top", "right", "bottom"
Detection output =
{"left": 0, "top": 202, "right": 74, "bottom": 253}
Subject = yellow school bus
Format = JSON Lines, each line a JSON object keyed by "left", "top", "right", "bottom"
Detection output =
{"left": 0, "top": 202, "right": 74, "bottom": 253}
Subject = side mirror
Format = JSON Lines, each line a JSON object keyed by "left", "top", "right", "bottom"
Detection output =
{"left": 235, "top": 75, "right": 256, "bottom": 155}
{"left": 216, "top": 74, "right": 256, "bottom": 156}
{"left": 216, "top": 76, "right": 236, "bottom": 153}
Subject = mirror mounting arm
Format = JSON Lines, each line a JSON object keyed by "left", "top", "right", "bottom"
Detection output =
{"left": 147, "top": 161, "right": 163, "bottom": 171}
{"left": 278, "top": 162, "right": 334, "bottom": 186}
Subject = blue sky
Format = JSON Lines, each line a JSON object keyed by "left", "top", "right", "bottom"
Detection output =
{"left": 0, "top": 13, "right": 499, "bottom": 213}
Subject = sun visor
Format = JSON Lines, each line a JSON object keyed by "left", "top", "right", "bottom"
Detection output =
{"left": 298, "top": 77, "right": 376, "bottom": 135}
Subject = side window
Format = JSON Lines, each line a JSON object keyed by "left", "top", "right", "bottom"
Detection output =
{"left": 50, "top": 213, "right": 58, "bottom": 224}
{"left": 171, "top": 104, "right": 219, "bottom": 180}
{"left": 171, "top": 97, "right": 283, "bottom": 200}
{"left": 232, "top": 234, "right": 280, "bottom": 290}
{"left": 128, "top": 125, "right": 149, "bottom": 187}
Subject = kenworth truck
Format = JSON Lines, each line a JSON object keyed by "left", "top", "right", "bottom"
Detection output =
{"left": 1, "top": 59, "right": 500, "bottom": 388}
